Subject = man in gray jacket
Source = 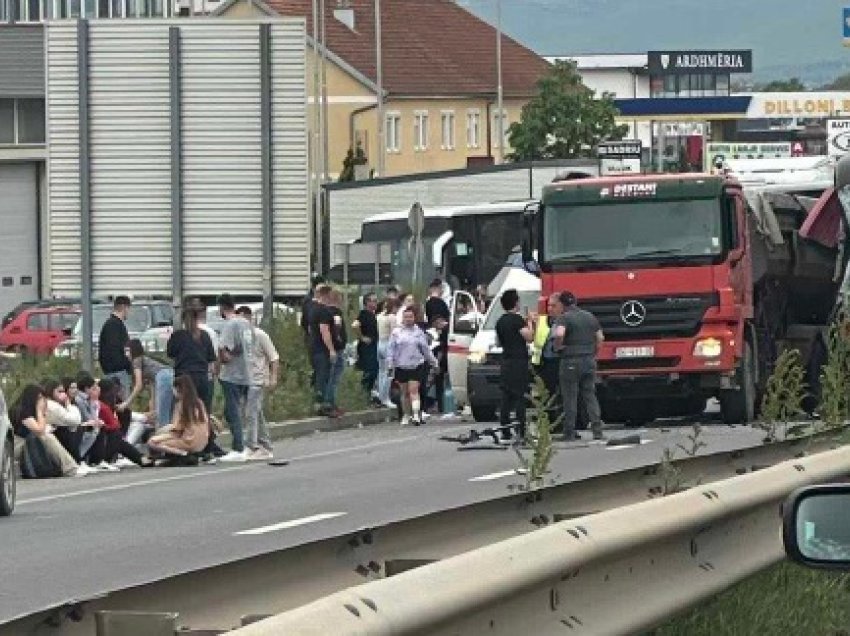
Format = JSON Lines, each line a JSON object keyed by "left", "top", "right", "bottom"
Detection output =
{"left": 552, "top": 291, "right": 605, "bottom": 441}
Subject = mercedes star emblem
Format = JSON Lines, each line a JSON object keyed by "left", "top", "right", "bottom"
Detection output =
{"left": 620, "top": 300, "right": 647, "bottom": 327}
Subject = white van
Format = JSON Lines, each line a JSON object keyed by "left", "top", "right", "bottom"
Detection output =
{"left": 0, "top": 387, "right": 15, "bottom": 516}
{"left": 448, "top": 267, "right": 540, "bottom": 420}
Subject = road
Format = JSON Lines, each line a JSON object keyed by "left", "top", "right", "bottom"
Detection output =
{"left": 1, "top": 414, "right": 770, "bottom": 625}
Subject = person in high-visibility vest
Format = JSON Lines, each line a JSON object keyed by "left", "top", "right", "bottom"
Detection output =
{"left": 533, "top": 293, "right": 569, "bottom": 432}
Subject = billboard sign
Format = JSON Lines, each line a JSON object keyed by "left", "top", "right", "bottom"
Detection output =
{"left": 648, "top": 50, "right": 752, "bottom": 75}
{"left": 598, "top": 140, "right": 642, "bottom": 176}
{"left": 828, "top": 119, "right": 850, "bottom": 158}
{"left": 704, "top": 142, "right": 791, "bottom": 170}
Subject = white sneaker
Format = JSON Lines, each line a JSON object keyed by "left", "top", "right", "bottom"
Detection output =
{"left": 247, "top": 448, "right": 274, "bottom": 461}
{"left": 382, "top": 401, "right": 396, "bottom": 409}
{"left": 220, "top": 450, "right": 248, "bottom": 463}
{"left": 98, "top": 461, "right": 120, "bottom": 472}
{"left": 73, "top": 464, "right": 93, "bottom": 477}
{"left": 421, "top": 412, "right": 431, "bottom": 420}
{"left": 400, "top": 415, "right": 410, "bottom": 426}
{"left": 114, "top": 457, "right": 139, "bottom": 469}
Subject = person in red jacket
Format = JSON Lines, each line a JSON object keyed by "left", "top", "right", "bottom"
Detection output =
{"left": 86, "top": 378, "right": 153, "bottom": 470}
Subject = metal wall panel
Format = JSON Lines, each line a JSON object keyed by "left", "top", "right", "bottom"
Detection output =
{"left": 325, "top": 163, "right": 598, "bottom": 266}
{"left": 45, "top": 21, "right": 81, "bottom": 296}
{"left": 0, "top": 25, "right": 44, "bottom": 98}
{"left": 88, "top": 24, "right": 171, "bottom": 296}
{"left": 181, "top": 24, "right": 263, "bottom": 296}
{"left": 270, "top": 20, "right": 309, "bottom": 296}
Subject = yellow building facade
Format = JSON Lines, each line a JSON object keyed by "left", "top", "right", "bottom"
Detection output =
{"left": 216, "top": 1, "right": 532, "bottom": 178}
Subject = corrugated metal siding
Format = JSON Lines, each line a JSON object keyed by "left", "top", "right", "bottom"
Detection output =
{"left": 45, "top": 21, "right": 81, "bottom": 296}
{"left": 181, "top": 24, "right": 263, "bottom": 296}
{"left": 270, "top": 20, "right": 309, "bottom": 297}
{"left": 0, "top": 25, "right": 45, "bottom": 97}
{"left": 325, "top": 164, "right": 597, "bottom": 266}
{"left": 88, "top": 24, "right": 172, "bottom": 296}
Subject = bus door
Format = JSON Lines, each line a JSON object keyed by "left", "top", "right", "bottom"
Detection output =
{"left": 448, "top": 289, "right": 481, "bottom": 408}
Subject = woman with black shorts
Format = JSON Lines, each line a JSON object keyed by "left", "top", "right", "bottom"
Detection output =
{"left": 386, "top": 305, "right": 438, "bottom": 426}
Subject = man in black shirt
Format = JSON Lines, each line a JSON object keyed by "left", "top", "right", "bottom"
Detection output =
{"left": 495, "top": 289, "right": 534, "bottom": 441}
{"left": 425, "top": 280, "right": 451, "bottom": 413}
{"left": 354, "top": 293, "right": 379, "bottom": 401}
{"left": 99, "top": 296, "right": 133, "bottom": 400}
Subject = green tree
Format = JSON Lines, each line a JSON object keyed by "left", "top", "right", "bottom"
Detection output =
{"left": 338, "top": 142, "right": 368, "bottom": 182}
{"left": 507, "top": 60, "right": 628, "bottom": 161}
{"left": 758, "top": 77, "right": 806, "bottom": 91}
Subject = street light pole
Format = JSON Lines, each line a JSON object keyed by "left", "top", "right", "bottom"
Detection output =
{"left": 375, "top": 0, "right": 385, "bottom": 176}
{"left": 496, "top": 0, "right": 504, "bottom": 163}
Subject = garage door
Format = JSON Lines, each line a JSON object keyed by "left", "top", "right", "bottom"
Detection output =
{"left": 0, "top": 163, "right": 39, "bottom": 320}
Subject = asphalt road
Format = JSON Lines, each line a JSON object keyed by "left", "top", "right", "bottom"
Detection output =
{"left": 1, "top": 414, "right": 769, "bottom": 624}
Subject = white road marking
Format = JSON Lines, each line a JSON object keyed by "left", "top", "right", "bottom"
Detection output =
{"left": 469, "top": 469, "right": 527, "bottom": 482}
{"left": 606, "top": 439, "right": 654, "bottom": 451}
{"left": 234, "top": 512, "right": 347, "bottom": 536}
{"left": 18, "top": 436, "right": 422, "bottom": 506}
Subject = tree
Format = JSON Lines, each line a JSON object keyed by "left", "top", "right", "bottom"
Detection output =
{"left": 507, "top": 60, "right": 628, "bottom": 161}
{"left": 757, "top": 77, "right": 806, "bottom": 92}
{"left": 824, "top": 72, "right": 850, "bottom": 90}
{"left": 338, "top": 142, "right": 368, "bottom": 182}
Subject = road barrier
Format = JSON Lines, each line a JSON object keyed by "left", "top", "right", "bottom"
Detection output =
{"left": 231, "top": 446, "right": 850, "bottom": 635}
{"left": 4, "top": 429, "right": 846, "bottom": 635}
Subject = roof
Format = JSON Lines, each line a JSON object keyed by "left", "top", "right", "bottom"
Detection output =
{"left": 362, "top": 199, "right": 536, "bottom": 224}
{"left": 251, "top": 0, "right": 551, "bottom": 97}
{"left": 546, "top": 54, "right": 648, "bottom": 71}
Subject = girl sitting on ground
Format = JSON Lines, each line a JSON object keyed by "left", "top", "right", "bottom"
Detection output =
{"left": 87, "top": 378, "right": 153, "bottom": 469}
{"left": 148, "top": 375, "right": 210, "bottom": 465}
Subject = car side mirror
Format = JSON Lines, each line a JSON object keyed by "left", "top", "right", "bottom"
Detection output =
{"left": 522, "top": 202, "right": 540, "bottom": 265}
{"left": 783, "top": 485, "right": 850, "bottom": 570}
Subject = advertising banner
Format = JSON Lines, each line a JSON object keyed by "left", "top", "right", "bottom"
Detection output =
{"left": 704, "top": 142, "right": 791, "bottom": 170}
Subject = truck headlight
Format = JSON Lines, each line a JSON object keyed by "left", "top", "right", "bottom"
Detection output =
{"left": 693, "top": 337, "right": 723, "bottom": 358}
{"left": 468, "top": 350, "right": 488, "bottom": 365}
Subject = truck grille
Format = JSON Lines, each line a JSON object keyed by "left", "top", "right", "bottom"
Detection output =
{"left": 598, "top": 356, "right": 681, "bottom": 371}
{"left": 580, "top": 294, "right": 717, "bottom": 342}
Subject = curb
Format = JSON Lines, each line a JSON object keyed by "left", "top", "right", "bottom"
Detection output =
{"left": 215, "top": 407, "right": 398, "bottom": 446}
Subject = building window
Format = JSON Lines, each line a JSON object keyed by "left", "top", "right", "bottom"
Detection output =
{"left": 441, "top": 111, "right": 455, "bottom": 150}
{"left": 0, "top": 100, "right": 14, "bottom": 145}
{"left": 466, "top": 109, "right": 480, "bottom": 149}
{"left": 386, "top": 113, "right": 401, "bottom": 153}
{"left": 413, "top": 111, "right": 429, "bottom": 151}
{"left": 716, "top": 74, "right": 730, "bottom": 95}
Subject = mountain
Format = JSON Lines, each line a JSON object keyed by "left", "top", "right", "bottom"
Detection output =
{"left": 456, "top": 0, "right": 850, "bottom": 87}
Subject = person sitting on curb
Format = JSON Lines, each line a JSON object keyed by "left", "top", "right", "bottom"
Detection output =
{"left": 148, "top": 375, "right": 210, "bottom": 466}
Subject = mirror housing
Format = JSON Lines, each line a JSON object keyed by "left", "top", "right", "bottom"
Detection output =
{"left": 521, "top": 202, "right": 540, "bottom": 265}
{"left": 836, "top": 154, "right": 850, "bottom": 190}
{"left": 783, "top": 484, "right": 850, "bottom": 570}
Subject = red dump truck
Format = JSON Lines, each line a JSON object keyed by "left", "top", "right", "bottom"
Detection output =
{"left": 522, "top": 172, "right": 844, "bottom": 424}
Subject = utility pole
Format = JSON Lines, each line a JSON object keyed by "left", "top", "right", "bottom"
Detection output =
{"left": 496, "top": 0, "right": 504, "bottom": 163}
{"left": 375, "top": 0, "right": 385, "bottom": 176}
{"left": 312, "top": 0, "right": 323, "bottom": 272}
{"left": 320, "top": 0, "right": 330, "bottom": 182}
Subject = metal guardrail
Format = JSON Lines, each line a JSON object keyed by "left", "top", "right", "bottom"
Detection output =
{"left": 231, "top": 446, "right": 850, "bottom": 636}
{"left": 4, "top": 430, "right": 846, "bottom": 635}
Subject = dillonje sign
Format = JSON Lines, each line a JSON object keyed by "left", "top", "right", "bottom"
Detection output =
{"left": 648, "top": 50, "right": 753, "bottom": 75}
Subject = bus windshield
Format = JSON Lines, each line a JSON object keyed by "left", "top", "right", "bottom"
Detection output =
{"left": 543, "top": 198, "right": 724, "bottom": 263}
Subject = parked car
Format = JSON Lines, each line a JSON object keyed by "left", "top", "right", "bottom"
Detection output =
{"left": 0, "top": 307, "right": 80, "bottom": 355}
{"left": 54, "top": 301, "right": 175, "bottom": 359}
{"left": 2, "top": 297, "right": 88, "bottom": 329}
{"left": 0, "top": 387, "right": 15, "bottom": 516}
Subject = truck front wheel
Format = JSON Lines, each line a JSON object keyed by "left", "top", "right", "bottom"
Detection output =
{"left": 720, "top": 343, "right": 756, "bottom": 424}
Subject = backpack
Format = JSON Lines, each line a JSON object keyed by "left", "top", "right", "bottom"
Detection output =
{"left": 20, "top": 435, "right": 62, "bottom": 479}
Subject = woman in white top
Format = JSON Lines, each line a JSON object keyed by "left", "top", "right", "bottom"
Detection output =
{"left": 43, "top": 378, "right": 94, "bottom": 468}
{"left": 376, "top": 297, "right": 399, "bottom": 408}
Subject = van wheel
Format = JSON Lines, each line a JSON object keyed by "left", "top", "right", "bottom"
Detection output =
{"left": 0, "top": 437, "right": 15, "bottom": 516}
{"left": 720, "top": 343, "right": 756, "bottom": 424}
{"left": 471, "top": 405, "right": 497, "bottom": 422}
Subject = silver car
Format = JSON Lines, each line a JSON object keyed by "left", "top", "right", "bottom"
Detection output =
{"left": 0, "top": 388, "right": 15, "bottom": 516}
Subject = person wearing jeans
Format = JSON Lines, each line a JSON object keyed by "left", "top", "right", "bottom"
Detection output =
{"left": 310, "top": 285, "right": 345, "bottom": 417}
{"left": 123, "top": 339, "right": 174, "bottom": 429}
{"left": 376, "top": 298, "right": 398, "bottom": 408}
{"left": 236, "top": 305, "right": 279, "bottom": 461}
{"left": 217, "top": 293, "right": 254, "bottom": 460}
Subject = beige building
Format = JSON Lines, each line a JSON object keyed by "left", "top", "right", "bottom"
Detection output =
{"left": 215, "top": 0, "right": 551, "bottom": 178}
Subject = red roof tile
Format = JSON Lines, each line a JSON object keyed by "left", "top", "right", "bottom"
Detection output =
{"left": 264, "top": 0, "right": 550, "bottom": 97}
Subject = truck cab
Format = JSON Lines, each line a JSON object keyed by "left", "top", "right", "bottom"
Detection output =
{"left": 528, "top": 173, "right": 841, "bottom": 425}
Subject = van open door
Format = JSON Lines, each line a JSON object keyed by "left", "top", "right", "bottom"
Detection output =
{"left": 448, "top": 289, "right": 481, "bottom": 408}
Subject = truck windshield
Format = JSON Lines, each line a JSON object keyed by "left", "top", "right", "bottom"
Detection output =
{"left": 543, "top": 198, "right": 724, "bottom": 262}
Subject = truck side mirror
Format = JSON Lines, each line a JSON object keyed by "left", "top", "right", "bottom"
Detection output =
{"left": 783, "top": 485, "right": 850, "bottom": 570}
{"left": 836, "top": 154, "right": 850, "bottom": 190}
{"left": 521, "top": 202, "right": 540, "bottom": 264}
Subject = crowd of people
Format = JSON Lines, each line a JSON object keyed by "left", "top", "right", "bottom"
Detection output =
{"left": 301, "top": 276, "right": 454, "bottom": 426}
{"left": 10, "top": 294, "right": 281, "bottom": 478}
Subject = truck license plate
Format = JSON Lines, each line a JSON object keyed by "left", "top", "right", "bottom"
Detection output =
{"left": 615, "top": 346, "right": 655, "bottom": 359}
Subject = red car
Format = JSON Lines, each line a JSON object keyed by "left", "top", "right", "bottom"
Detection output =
{"left": 0, "top": 307, "right": 80, "bottom": 355}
